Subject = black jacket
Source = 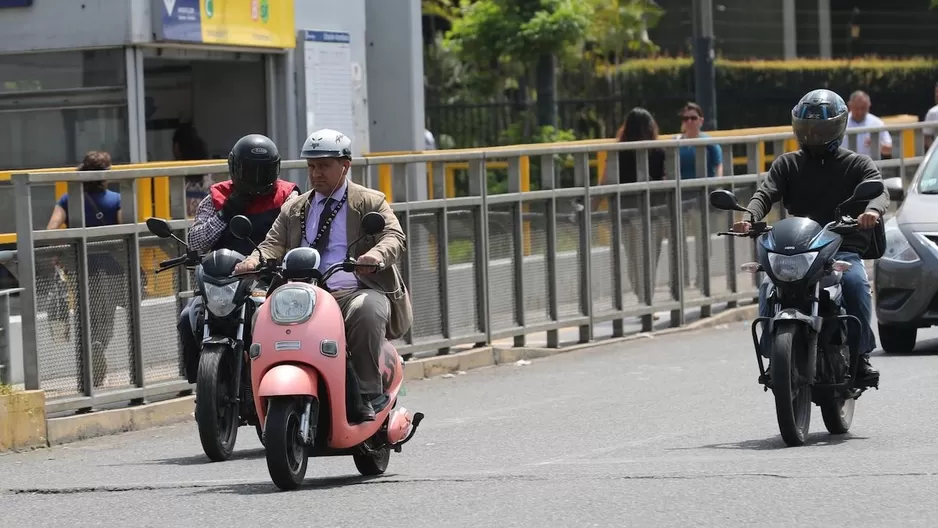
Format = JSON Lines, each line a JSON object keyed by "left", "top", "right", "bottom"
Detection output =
{"left": 745, "top": 148, "right": 890, "bottom": 255}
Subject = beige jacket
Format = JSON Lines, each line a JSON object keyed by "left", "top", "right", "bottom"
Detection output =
{"left": 255, "top": 181, "right": 413, "bottom": 340}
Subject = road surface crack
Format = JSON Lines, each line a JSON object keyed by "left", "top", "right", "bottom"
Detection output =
{"left": 2, "top": 471, "right": 933, "bottom": 495}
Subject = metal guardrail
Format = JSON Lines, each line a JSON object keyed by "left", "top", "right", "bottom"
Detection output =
{"left": 4, "top": 120, "right": 929, "bottom": 414}
{"left": 0, "top": 115, "right": 918, "bottom": 244}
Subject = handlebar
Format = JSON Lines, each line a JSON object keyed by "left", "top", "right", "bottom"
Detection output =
{"left": 155, "top": 251, "right": 200, "bottom": 274}
{"left": 717, "top": 215, "right": 865, "bottom": 239}
{"left": 229, "top": 258, "right": 384, "bottom": 282}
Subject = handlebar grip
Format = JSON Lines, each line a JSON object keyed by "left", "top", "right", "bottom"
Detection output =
{"left": 158, "top": 255, "right": 186, "bottom": 268}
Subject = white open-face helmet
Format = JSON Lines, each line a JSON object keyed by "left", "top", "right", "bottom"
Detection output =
{"left": 301, "top": 129, "right": 352, "bottom": 160}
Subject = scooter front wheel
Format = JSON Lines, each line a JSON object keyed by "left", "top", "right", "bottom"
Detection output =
{"left": 264, "top": 398, "right": 308, "bottom": 491}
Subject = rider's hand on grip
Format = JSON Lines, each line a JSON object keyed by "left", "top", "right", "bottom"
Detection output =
{"left": 355, "top": 253, "right": 383, "bottom": 274}
{"left": 233, "top": 258, "right": 259, "bottom": 275}
{"left": 732, "top": 220, "right": 752, "bottom": 234}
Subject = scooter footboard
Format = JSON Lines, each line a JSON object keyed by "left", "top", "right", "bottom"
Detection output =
{"left": 258, "top": 364, "right": 320, "bottom": 398}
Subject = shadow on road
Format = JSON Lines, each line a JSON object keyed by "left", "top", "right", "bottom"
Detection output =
{"left": 682, "top": 433, "right": 870, "bottom": 451}
{"left": 190, "top": 474, "right": 391, "bottom": 495}
{"left": 102, "top": 447, "right": 268, "bottom": 467}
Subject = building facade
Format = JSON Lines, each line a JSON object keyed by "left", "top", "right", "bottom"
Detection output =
{"left": 0, "top": 0, "right": 426, "bottom": 230}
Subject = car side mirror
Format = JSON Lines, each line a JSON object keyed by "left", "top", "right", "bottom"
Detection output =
{"left": 884, "top": 177, "right": 904, "bottom": 202}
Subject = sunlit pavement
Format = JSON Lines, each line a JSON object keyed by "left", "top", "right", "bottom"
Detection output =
{"left": 2, "top": 316, "right": 937, "bottom": 527}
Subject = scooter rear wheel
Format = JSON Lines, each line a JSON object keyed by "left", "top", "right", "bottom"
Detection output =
{"left": 265, "top": 399, "right": 308, "bottom": 491}
{"left": 353, "top": 448, "right": 390, "bottom": 476}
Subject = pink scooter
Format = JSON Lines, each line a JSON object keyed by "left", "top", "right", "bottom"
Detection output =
{"left": 227, "top": 212, "right": 423, "bottom": 491}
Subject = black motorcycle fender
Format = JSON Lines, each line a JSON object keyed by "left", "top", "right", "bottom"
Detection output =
{"left": 769, "top": 309, "right": 822, "bottom": 335}
{"left": 769, "top": 309, "right": 821, "bottom": 385}
{"left": 202, "top": 335, "right": 239, "bottom": 351}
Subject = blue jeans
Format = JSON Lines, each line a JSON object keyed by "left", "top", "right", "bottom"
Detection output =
{"left": 758, "top": 251, "right": 876, "bottom": 358}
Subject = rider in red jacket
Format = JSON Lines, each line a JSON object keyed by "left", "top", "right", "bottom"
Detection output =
{"left": 178, "top": 134, "right": 299, "bottom": 383}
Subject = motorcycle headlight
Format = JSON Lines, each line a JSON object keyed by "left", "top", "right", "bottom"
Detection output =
{"left": 271, "top": 286, "right": 316, "bottom": 325}
{"left": 203, "top": 281, "right": 239, "bottom": 317}
{"left": 882, "top": 223, "right": 920, "bottom": 263}
{"left": 768, "top": 251, "right": 818, "bottom": 282}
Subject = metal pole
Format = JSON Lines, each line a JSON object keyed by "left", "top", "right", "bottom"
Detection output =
{"left": 782, "top": 0, "right": 797, "bottom": 59}
{"left": 818, "top": 0, "right": 833, "bottom": 59}
{"left": 692, "top": 0, "right": 718, "bottom": 130}
{"left": 0, "top": 293, "right": 10, "bottom": 385}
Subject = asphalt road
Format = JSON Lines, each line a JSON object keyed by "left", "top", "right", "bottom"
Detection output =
{"left": 2, "top": 319, "right": 938, "bottom": 527}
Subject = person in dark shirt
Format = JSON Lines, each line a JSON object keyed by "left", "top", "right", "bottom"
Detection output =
{"left": 45, "top": 151, "right": 124, "bottom": 389}
{"left": 615, "top": 107, "right": 668, "bottom": 305}
{"left": 731, "top": 89, "right": 889, "bottom": 386}
{"left": 47, "top": 151, "right": 122, "bottom": 229}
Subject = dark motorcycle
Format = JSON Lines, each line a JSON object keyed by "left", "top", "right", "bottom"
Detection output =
{"left": 146, "top": 218, "right": 265, "bottom": 461}
{"left": 709, "top": 179, "right": 884, "bottom": 447}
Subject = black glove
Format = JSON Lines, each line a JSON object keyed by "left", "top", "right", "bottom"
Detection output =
{"left": 220, "top": 191, "right": 249, "bottom": 220}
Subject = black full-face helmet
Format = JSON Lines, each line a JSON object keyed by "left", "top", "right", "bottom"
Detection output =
{"left": 228, "top": 134, "right": 282, "bottom": 195}
{"left": 791, "top": 89, "right": 849, "bottom": 157}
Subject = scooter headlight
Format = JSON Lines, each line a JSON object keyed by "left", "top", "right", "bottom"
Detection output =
{"left": 270, "top": 286, "right": 316, "bottom": 325}
{"left": 203, "top": 281, "right": 239, "bottom": 317}
{"left": 768, "top": 251, "right": 818, "bottom": 282}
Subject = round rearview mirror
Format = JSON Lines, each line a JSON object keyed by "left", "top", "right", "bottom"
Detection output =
{"left": 229, "top": 215, "right": 254, "bottom": 240}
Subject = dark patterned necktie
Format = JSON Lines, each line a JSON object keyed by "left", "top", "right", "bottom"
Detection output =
{"left": 313, "top": 197, "right": 335, "bottom": 252}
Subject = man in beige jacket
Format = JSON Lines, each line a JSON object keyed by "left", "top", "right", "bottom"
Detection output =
{"left": 234, "top": 129, "right": 413, "bottom": 423}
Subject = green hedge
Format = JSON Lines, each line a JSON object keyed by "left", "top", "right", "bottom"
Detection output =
{"left": 427, "top": 57, "right": 938, "bottom": 148}
{"left": 597, "top": 57, "right": 938, "bottom": 134}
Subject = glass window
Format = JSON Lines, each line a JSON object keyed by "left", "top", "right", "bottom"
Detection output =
{"left": 0, "top": 48, "right": 125, "bottom": 93}
{"left": 917, "top": 153, "right": 938, "bottom": 194}
{"left": 0, "top": 106, "right": 129, "bottom": 170}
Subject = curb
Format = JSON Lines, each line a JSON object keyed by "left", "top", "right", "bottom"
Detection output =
{"left": 45, "top": 395, "right": 195, "bottom": 446}
{"left": 402, "top": 303, "right": 758, "bottom": 380}
{"left": 0, "top": 390, "right": 47, "bottom": 452}
{"left": 9, "top": 303, "right": 757, "bottom": 450}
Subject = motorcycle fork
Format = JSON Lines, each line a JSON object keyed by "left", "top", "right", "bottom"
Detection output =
{"left": 751, "top": 284, "right": 821, "bottom": 391}
{"left": 229, "top": 304, "right": 247, "bottom": 407}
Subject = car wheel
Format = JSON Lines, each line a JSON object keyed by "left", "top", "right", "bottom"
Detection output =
{"left": 878, "top": 323, "right": 917, "bottom": 354}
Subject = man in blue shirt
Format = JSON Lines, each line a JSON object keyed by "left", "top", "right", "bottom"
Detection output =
{"left": 675, "top": 103, "right": 724, "bottom": 290}
{"left": 676, "top": 102, "right": 724, "bottom": 179}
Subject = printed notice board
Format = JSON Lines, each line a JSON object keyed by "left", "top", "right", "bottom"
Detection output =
{"left": 301, "top": 30, "right": 355, "bottom": 144}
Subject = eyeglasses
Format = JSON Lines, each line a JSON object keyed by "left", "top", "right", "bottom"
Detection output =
{"left": 681, "top": 115, "right": 700, "bottom": 122}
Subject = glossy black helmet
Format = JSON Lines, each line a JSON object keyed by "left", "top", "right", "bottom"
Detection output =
{"left": 281, "top": 247, "right": 322, "bottom": 280}
{"left": 791, "top": 89, "right": 848, "bottom": 155}
{"left": 228, "top": 134, "right": 281, "bottom": 195}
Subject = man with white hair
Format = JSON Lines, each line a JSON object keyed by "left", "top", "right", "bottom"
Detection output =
{"left": 845, "top": 90, "right": 892, "bottom": 159}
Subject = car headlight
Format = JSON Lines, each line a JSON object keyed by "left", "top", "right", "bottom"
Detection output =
{"left": 882, "top": 224, "right": 920, "bottom": 263}
{"left": 203, "top": 281, "right": 239, "bottom": 317}
{"left": 270, "top": 286, "right": 316, "bottom": 325}
{"left": 768, "top": 251, "right": 818, "bottom": 282}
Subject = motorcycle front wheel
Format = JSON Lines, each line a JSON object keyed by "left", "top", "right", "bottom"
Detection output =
{"left": 265, "top": 398, "right": 309, "bottom": 491}
{"left": 195, "top": 344, "right": 240, "bottom": 462}
{"left": 771, "top": 325, "right": 813, "bottom": 447}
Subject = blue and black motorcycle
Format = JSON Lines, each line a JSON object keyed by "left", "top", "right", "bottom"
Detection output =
{"left": 709, "top": 179, "right": 884, "bottom": 447}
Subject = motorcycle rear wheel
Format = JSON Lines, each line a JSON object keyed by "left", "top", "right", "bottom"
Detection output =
{"left": 265, "top": 399, "right": 308, "bottom": 491}
{"left": 771, "top": 326, "right": 812, "bottom": 447}
{"left": 821, "top": 396, "right": 855, "bottom": 435}
{"left": 195, "top": 345, "right": 239, "bottom": 462}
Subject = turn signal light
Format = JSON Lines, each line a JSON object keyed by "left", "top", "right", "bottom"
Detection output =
{"left": 740, "top": 262, "right": 761, "bottom": 273}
